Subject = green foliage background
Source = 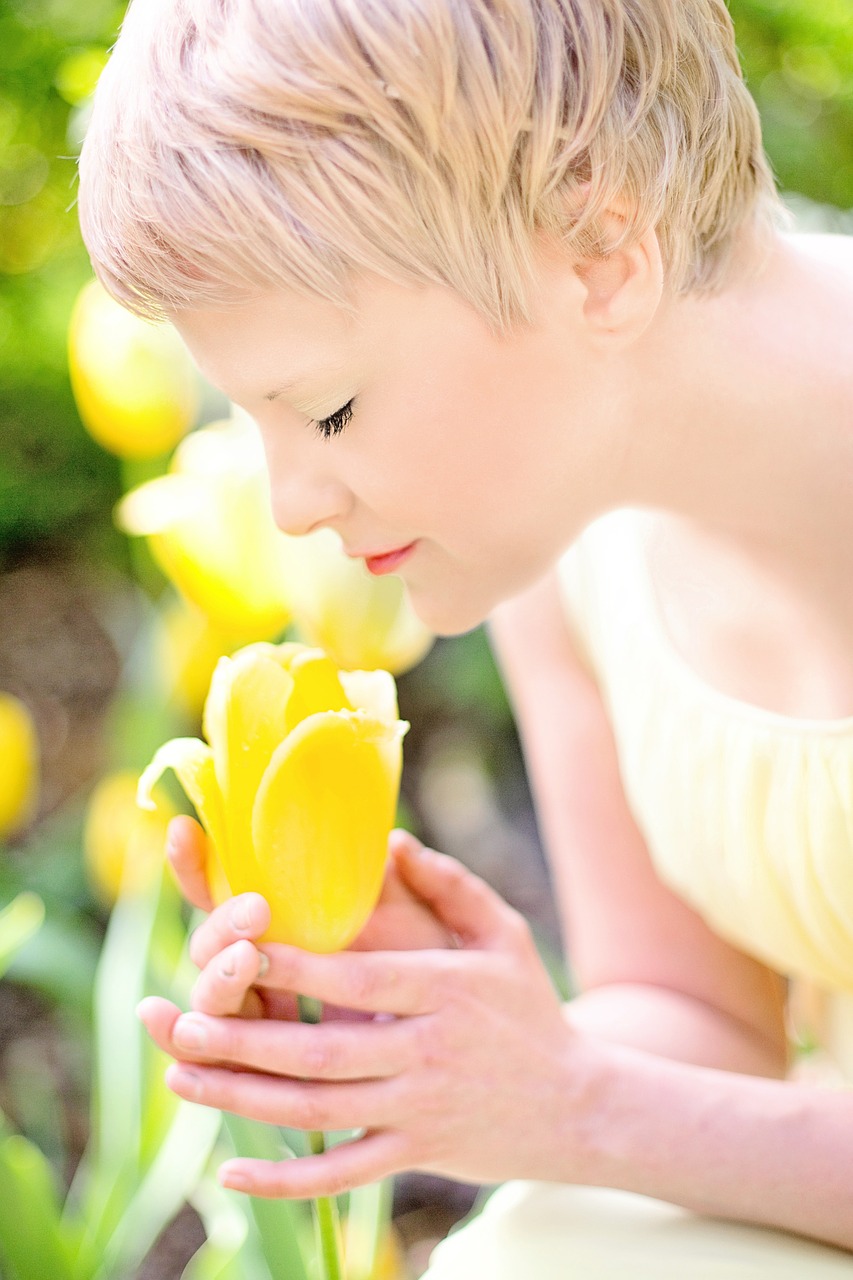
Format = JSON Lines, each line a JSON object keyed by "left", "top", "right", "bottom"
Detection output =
{"left": 1, "top": 0, "right": 852, "bottom": 570}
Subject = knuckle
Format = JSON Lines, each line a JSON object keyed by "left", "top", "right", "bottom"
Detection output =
{"left": 414, "top": 1017, "right": 448, "bottom": 1069}
{"left": 344, "top": 963, "right": 380, "bottom": 1006}
{"left": 294, "top": 1092, "right": 326, "bottom": 1132}
{"left": 302, "top": 1036, "right": 336, "bottom": 1078}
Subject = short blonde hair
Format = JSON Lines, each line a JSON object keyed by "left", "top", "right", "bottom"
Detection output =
{"left": 79, "top": 0, "right": 787, "bottom": 331}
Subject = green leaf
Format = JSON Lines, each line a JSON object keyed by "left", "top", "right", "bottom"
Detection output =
{"left": 0, "top": 1121, "right": 77, "bottom": 1280}
{"left": 184, "top": 1174, "right": 271, "bottom": 1280}
{"left": 222, "top": 1117, "right": 311, "bottom": 1280}
{"left": 95, "top": 1100, "right": 222, "bottom": 1280}
{"left": 69, "top": 866, "right": 184, "bottom": 1260}
{"left": 0, "top": 892, "right": 45, "bottom": 979}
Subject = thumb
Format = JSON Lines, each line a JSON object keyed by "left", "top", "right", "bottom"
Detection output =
{"left": 390, "top": 832, "right": 525, "bottom": 949}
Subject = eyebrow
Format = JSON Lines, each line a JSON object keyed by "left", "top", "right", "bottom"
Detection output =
{"left": 262, "top": 365, "right": 351, "bottom": 403}
{"left": 263, "top": 380, "right": 301, "bottom": 402}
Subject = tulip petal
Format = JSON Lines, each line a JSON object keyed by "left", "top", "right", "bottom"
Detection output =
{"left": 136, "top": 738, "right": 231, "bottom": 904}
{"left": 338, "top": 671, "right": 410, "bottom": 778}
{"left": 251, "top": 711, "right": 407, "bottom": 951}
{"left": 339, "top": 669, "right": 400, "bottom": 723}
{"left": 283, "top": 650, "right": 351, "bottom": 734}
{"left": 203, "top": 651, "right": 296, "bottom": 896}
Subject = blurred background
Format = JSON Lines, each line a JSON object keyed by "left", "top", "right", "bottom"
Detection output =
{"left": 1, "top": 1, "right": 852, "bottom": 1277}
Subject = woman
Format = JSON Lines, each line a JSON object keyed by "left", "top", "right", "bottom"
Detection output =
{"left": 78, "top": 0, "right": 853, "bottom": 1270}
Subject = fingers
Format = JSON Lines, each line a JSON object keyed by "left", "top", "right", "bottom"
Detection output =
{"left": 138, "top": 995, "right": 182, "bottom": 1054}
{"left": 166, "top": 815, "right": 215, "bottom": 912}
{"left": 392, "top": 839, "right": 528, "bottom": 950}
{"left": 256, "top": 944, "right": 451, "bottom": 1016}
{"left": 189, "top": 894, "right": 270, "bottom": 969}
{"left": 165, "top": 1063, "right": 405, "bottom": 1133}
{"left": 217, "top": 1130, "right": 410, "bottom": 1199}
{"left": 169, "top": 1008, "right": 417, "bottom": 1079}
{"left": 190, "top": 938, "right": 267, "bottom": 1018}
{"left": 387, "top": 827, "right": 422, "bottom": 860}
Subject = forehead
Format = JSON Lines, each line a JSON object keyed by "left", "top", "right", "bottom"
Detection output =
{"left": 170, "top": 270, "right": 519, "bottom": 406}
{"left": 171, "top": 287, "right": 360, "bottom": 401}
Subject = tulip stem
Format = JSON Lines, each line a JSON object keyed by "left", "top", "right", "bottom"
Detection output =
{"left": 298, "top": 995, "right": 345, "bottom": 1280}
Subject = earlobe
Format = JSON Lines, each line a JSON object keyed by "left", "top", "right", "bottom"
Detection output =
{"left": 576, "top": 215, "right": 664, "bottom": 349}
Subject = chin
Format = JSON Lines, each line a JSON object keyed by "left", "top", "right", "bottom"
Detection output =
{"left": 404, "top": 583, "right": 492, "bottom": 637}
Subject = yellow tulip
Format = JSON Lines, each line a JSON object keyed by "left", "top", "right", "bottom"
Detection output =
{"left": 0, "top": 694, "right": 38, "bottom": 842}
{"left": 68, "top": 278, "right": 199, "bottom": 458}
{"left": 283, "top": 529, "right": 433, "bottom": 675}
{"left": 155, "top": 596, "right": 237, "bottom": 722}
{"left": 137, "top": 642, "right": 408, "bottom": 951}
{"left": 83, "top": 771, "right": 177, "bottom": 904}
{"left": 116, "top": 417, "right": 293, "bottom": 640}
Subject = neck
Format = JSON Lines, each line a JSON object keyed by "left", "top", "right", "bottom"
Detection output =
{"left": 606, "top": 228, "right": 853, "bottom": 580}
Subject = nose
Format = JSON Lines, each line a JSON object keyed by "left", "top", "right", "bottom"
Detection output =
{"left": 254, "top": 414, "right": 354, "bottom": 537}
{"left": 268, "top": 473, "right": 353, "bottom": 539}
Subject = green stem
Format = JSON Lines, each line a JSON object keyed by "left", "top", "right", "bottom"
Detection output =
{"left": 298, "top": 996, "right": 345, "bottom": 1280}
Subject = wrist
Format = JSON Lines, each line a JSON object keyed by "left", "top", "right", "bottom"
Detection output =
{"left": 560, "top": 1032, "right": 640, "bottom": 1190}
{"left": 533, "top": 1020, "right": 636, "bottom": 1189}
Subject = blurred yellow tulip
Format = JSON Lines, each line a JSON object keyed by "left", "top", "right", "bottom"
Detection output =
{"left": 68, "top": 278, "right": 199, "bottom": 458}
{"left": 138, "top": 641, "right": 408, "bottom": 951}
{"left": 0, "top": 694, "right": 38, "bottom": 842}
{"left": 283, "top": 529, "right": 433, "bottom": 675}
{"left": 116, "top": 417, "right": 293, "bottom": 640}
{"left": 155, "top": 596, "right": 237, "bottom": 722}
{"left": 84, "top": 770, "right": 177, "bottom": 904}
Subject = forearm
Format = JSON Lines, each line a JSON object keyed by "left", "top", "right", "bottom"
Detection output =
{"left": 565, "top": 982, "right": 788, "bottom": 1078}
{"left": 576, "top": 1032, "right": 853, "bottom": 1253}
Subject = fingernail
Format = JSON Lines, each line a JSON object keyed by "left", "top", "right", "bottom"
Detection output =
{"left": 230, "top": 898, "right": 253, "bottom": 932}
{"left": 220, "top": 1167, "right": 250, "bottom": 1192}
{"left": 256, "top": 951, "right": 270, "bottom": 979}
{"left": 174, "top": 1016, "right": 207, "bottom": 1050}
{"left": 219, "top": 952, "right": 237, "bottom": 978}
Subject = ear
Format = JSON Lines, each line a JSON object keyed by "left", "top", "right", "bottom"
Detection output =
{"left": 573, "top": 210, "right": 664, "bottom": 348}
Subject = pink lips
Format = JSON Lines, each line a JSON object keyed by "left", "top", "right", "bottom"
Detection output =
{"left": 361, "top": 542, "right": 417, "bottom": 575}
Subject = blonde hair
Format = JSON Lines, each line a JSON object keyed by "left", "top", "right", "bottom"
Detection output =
{"left": 78, "top": 0, "right": 788, "bottom": 331}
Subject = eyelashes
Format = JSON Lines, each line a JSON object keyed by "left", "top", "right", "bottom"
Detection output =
{"left": 312, "top": 398, "right": 354, "bottom": 440}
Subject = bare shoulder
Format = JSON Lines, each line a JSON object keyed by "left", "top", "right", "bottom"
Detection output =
{"left": 782, "top": 227, "right": 853, "bottom": 273}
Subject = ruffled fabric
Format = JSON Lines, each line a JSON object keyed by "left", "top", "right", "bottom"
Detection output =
{"left": 558, "top": 508, "right": 853, "bottom": 1071}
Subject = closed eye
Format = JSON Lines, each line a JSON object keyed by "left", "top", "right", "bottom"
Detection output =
{"left": 312, "top": 399, "right": 354, "bottom": 440}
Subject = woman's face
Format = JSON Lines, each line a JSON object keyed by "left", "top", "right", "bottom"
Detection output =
{"left": 173, "top": 266, "right": 620, "bottom": 634}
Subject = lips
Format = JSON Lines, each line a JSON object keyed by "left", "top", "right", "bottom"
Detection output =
{"left": 360, "top": 542, "right": 417, "bottom": 576}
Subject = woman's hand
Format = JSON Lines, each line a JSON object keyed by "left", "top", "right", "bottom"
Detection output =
{"left": 164, "top": 814, "right": 456, "bottom": 955}
{"left": 146, "top": 815, "right": 457, "bottom": 1024}
{"left": 139, "top": 838, "right": 601, "bottom": 1199}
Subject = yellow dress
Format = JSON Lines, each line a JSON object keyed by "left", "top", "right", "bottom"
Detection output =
{"left": 423, "top": 507, "right": 853, "bottom": 1277}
